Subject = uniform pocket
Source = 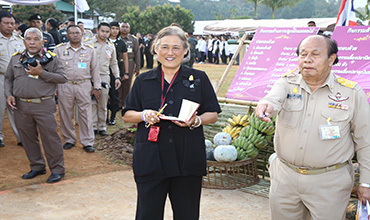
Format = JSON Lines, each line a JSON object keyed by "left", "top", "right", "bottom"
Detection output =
{"left": 278, "top": 99, "right": 304, "bottom": 128}
{"left": 182, "top": 135, "right": 206, "bottom": 171}
{"left": 133, "top": 142, "right": 163, "bottom": 177}
{"left": 321, "top": 109, "right": 350, "bottom": 133}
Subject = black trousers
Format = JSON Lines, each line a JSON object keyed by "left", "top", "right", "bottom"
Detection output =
{"left": 107, "top": 72, "right": 120, "bottom": 121}
{"left": 207, "top": 50, "right": 213, "bottom": 63}
{"left": 135, "top": 176, "right": 202, "bottom": 220}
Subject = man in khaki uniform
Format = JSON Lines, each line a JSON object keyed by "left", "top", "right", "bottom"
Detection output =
{"left": 0, "top": 12, "right": 23, "bottom": 147}
{"left": 86, "top": 22, "right": 120, "bottom": 136}
{"left": 256, "top": 35, "right": 370, "bottom": 219}
{"left": 119, "top": 22, "right": 140, "bottom": 107}
{"left": 54, "top": 25, "right": 101, "bottom": 153}
{"left": 77, "top": 21, "right": 94, "bottom": 42}
{"left": 5, "top": 28, "right": 67, "bottom": 183}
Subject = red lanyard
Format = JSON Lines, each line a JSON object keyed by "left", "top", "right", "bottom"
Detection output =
{"left": 160, "top": 69, "right": 179, "bottom": 109}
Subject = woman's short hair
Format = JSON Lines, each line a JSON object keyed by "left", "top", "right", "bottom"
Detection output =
{"left": 151, "top": 26, "right": 189, "bottom": 55}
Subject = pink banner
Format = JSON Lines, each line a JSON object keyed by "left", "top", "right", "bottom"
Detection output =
{"left": 331, "top": 26, "right": 370, "bottom": 103}
{"left": 226, "top": 27, "right": 319, "bottom": 101}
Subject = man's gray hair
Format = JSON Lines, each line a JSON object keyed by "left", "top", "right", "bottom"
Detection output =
{"left": 24, "top": 27, "right": 43, "bottom": 41}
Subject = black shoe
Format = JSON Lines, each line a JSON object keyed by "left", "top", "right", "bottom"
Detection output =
{"left": 83, "top": 145, "right": 95, "bottom": 153}
{"left": 98, "top": 130, "right": 109, "bottom": 136}
{"left": 63, "top": 142, "right": 75, "bottom": 150}
{"left": 0, "top": 139, "right": 4, "bottom": 147}
{"left": 17, "top": 142, "right": 23, "bottom": 146}
{"left": 46, "top": 173, "right": 65, "bottom": 183}
{"left": 94, "top": 130, "right": 97, "bottom": 135}
{"left": 108, "top": 120, "right": 116, "bottom": 126}
{"left": 22, "top": 170, "right": 46, "bottom": 179}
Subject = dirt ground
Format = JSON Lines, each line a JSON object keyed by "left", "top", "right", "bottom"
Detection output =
{"left": 0, "top": 113, "right": 270, "bottom": 220}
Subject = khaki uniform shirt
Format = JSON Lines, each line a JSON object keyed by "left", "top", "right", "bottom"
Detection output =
{"left": 54, "top": 42, "right": 101, "bottom": 89}
{"left": 82, "top": 29, "right": 94, "bottom": 42}
{"left": 0, "top": 32, "right": 24, "bottom": 74}
{"left": 260, "top": 72, "right": 370, "bottom": 183}
{"left": 122, "top": 34, "right": 140, "bottom": 72}
{"left": 4, "top": 50, "right": 67, "bottom": 98}
{"left": 86, "top": 36, "right": 119, "bottom": 77}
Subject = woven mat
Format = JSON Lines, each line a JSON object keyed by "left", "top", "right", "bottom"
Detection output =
{"left": 239, "top": 179, "right": 270, "bottom": 198}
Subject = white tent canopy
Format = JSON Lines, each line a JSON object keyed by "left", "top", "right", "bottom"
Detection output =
{"left": 202, "top": 17, "right": 337, "bottom": 35}
{"left": 1, "top": 0, "right": 59, "bottom": 5}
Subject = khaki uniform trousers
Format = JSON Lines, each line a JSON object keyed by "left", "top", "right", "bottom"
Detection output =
{"left": 119, "top": 60, "right": 135, "bottom": 108}
{"left": 0, "top": 74, "right": 21, "bottom": 143}
{"left": 14, "top": 99, "right": 65, "bottom": 174}
{"left": 58, "top": 81, "right": 94, "bottom": 146}
{"left": 92, "top": 74, "right": 110, "bottom": 131}
{"left": 269, "top": 158, "right": 353, "bottom": 220}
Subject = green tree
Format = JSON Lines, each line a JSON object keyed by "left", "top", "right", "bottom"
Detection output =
{"left": 355, "top": 0, "right": 370, "bottom": 24}
{"left": 121, "top": 3, "right": 194, "bottom": 35}
{"left": 86, "top": 0, "right": 149, "bottom": 19}
{"left": 12, "top": 4, "right": 65, "bottom": 23}
{"left": 261, "top": 0, "right": 301, "bottom": 19}
{"left": 246, "top": 0, "right": 262, "bottom": 19}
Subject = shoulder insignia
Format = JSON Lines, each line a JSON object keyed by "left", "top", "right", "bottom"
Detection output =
{"left": 337, "top": 77, "right": 357, "bottom": 88}
{"left": 86, "top": 44, "right": 94, "bottom": 49}
{"left": 56, "top": 43, "right": 65, "bottom": 48}
{"left": 47, "top": 50, "right": 57, "bottom": 57}
{"left": 282, "top": 68, "right": 297, "bottom": 77}
{"left": 17, "top": 34, "right": 23, "bottom": 40}
{"left": 12, "top": 51, "right": 19, "bottom": 56}
{"left": 84, "top": 38, "right": 91, "bottom": 42}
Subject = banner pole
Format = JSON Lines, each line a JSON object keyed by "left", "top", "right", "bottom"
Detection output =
{"left": 215, "top": 33, "right": 248, "bottom": 95}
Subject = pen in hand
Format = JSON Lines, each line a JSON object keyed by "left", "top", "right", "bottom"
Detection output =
{"left": 146, "top": 103, "right": 167, "bottom": 128}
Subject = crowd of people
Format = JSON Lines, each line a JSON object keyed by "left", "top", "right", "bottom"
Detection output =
{"left": 0, "top": 11, "right": 160, "bottom": 183}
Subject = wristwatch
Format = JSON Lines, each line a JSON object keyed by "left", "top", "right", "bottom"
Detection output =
{"left": 124, "top": 73, "right": 129, "bottom": 76}
{"left": 116, "top": 76, "right": 121, "bottom": 80}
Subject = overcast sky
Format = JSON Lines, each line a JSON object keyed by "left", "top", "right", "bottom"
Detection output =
{"left": 355, "top": 0, "right": 368, "bottom": 8}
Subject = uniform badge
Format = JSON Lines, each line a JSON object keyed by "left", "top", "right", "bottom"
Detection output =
{"left": 293, "top": 87, "right": 298, "bottom": 94}
{"left": 328, "top": 92, "right": 349, "bottom": 102}
{"left": 287, "top": 94, "right": 302, "bottom": 99}
{"left": 328, "top": 102, "right": 348, "bottom": 110}
{"left": 63, "top": 50, "right": 69, "bottom": 56}
{"left": 183, "top": 75, "right": 200, "bottom": 91}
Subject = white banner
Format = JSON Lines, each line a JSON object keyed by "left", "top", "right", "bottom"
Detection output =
{"left": 2, "top": 0, "right": 59, "bottom": 5}
{"left": 75, "top": 0, "right": 89, "bottom": 12}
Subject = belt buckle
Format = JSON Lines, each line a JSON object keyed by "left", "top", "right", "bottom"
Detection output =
{"left": 296, "top": 168, "right": 308, "bottom": 175}
{"left": 72, "top": 81, "right": 78, "bottom": 84}
{"left": 26, "top": 99, "right": 32, "bottom": 103}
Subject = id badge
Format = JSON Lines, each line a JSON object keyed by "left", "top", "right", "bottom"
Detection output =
{"left": 319, "top": 124, "right": 341, "bottom": 140}
{"left": 78, "top": 63, "right": 86, "bottom": 69}
{"left": 148, "top": 125, "right": 160, "bottom": 142}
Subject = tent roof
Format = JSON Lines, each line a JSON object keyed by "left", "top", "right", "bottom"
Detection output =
{"left": 54, "top": 0, "right": 73, "bottom": 13}
{"left": 202, "top": 18, "right": 337, "bottom": 35}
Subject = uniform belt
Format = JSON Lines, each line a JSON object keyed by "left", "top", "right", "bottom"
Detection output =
{"left": 280, "top": 159, "right": 348, "bottom": 175}
{"left": 67, "top": 78, "right": 90, "bottom": 84}
{"left": 18, "top": 96, "right": 54, "bottom": 104}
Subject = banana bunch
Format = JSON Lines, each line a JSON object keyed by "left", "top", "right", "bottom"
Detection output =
{"left": 240, "top": 125, "right": 258, "bottom": 138}
{"left": 227, "top": 114, "right": 249, "bottom": 127}
{"left": 222, "top": 125, "right": 242, "bottom": 139}
{"left": 233, "top": 134, "right": 259, "bottom": 160}
{"left": 249, "top": 133, "right": 268, "bottom": 149}
{"left": 249, "top": 112, "right": 275, "bottom": 136}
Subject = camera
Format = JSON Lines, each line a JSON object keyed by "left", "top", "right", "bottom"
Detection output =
{"left": 22, "top": 52, "right": 53, "bottom": 70}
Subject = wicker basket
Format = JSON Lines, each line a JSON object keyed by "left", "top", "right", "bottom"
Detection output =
{"left": 202, "top": 156, "right": 260, "bottom": 189}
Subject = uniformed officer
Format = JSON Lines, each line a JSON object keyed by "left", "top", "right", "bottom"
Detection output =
{"left": 86, "top": 22, "right": 121, "bottom": 136}
{"left": 4, "top": 28, "right": 67, "bottom": 183}
{"left": 256, "top": 35, "right": 370, "bottom": 219}
{"left": 0, "top": 11, "right": 23, "bottom": 147}
{"left": 119, "top": 22, "right": 140, "bottom": 108}
{"left": 107, "top": 21, "right": 128, "bottom": 125}
{"left": 59, "top": 17, "right": 74, "bottom": 43}
{"left": 54, "top": 25, "right": 101, "bottom": 153}
{"left": 28, "top": 14, "right": 56, "bottom": 51}
{"left": 77, "top": 21, "right": 94, "bottom": 42}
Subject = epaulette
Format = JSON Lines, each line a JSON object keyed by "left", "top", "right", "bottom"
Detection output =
{"left": 86, "top": 44, "right": 94, "bottom": 49}
{"left": 12, "top": 51, "right": 19, "bottom": 56}
{"left": 47, "top": 50, "right": 57, "bottom": 57}
{"left": 56, "top": 43, "right": 65, "bottom": 48}
{"left": 108, "top": 41, "right": 114, "bottom": 45}
{"left": 337, "top": 77, "right": 357, "bottom": 89}
{"left": 282, "top": 68, "right": 297, "bottom": 77}
{"left": 84, "top": 38, "right": 90, "bottom": 42}
{"left": 17, "top": 34, "right": 23, "bottom": 40}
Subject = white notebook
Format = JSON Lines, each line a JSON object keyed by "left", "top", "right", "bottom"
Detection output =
{"left": 159, "top": 99, "right": 200, "bottom": 122}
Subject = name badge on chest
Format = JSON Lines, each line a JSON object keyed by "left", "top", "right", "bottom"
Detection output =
{"left": 319, "top": 117, "right": 341, "bottom": 140}
{"left": 78, "top": 63, "right": 86, "bottom": 69}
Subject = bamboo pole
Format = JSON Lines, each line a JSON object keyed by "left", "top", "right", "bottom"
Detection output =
{"left": 215, "top": 33, "right": 249, "bottom": 95}
{"left": 217, "top": 97, "right": 258, "bottom": 106}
